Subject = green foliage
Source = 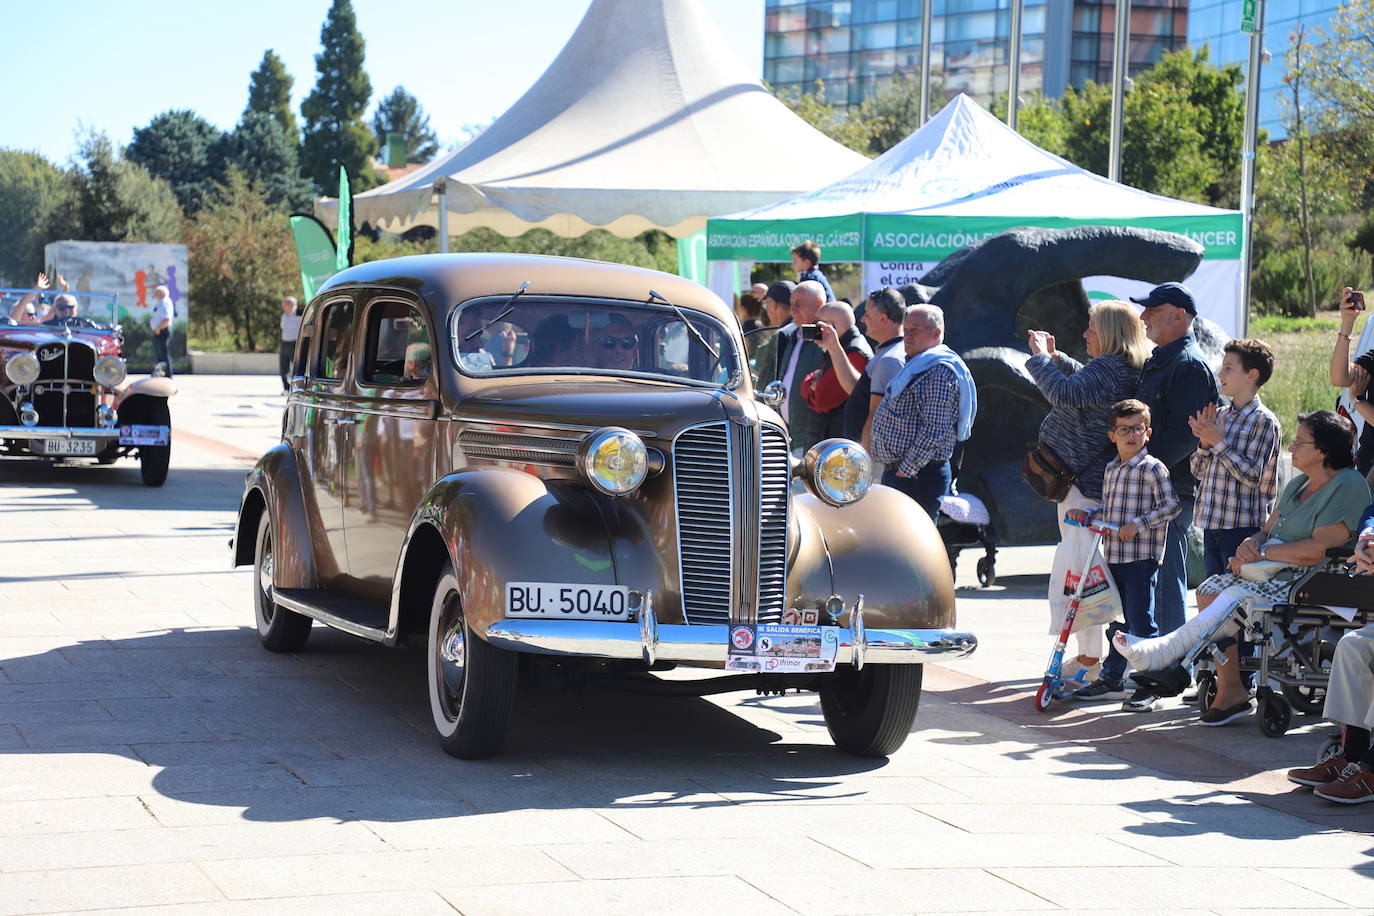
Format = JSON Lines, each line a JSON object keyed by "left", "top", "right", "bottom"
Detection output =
{"left": 183, "top": 168, "right": 298, "bottom": 351}
{"left": 43, "top": 132, "right": 182, "bottom": 245}
{"left": 770, "top": 74, "right": 940, "bottom": 157}
{"left": 372, "top": 86, "right": 439, "bottom": 164}
{"left": 245, "top": 49, "right": 297, "bottom": 142}
{"left": 0, "top": 149, "right": 65, "bottom": 284}
{"left": 300, "top": 0, "right": 379, "bottom": 191}
{"left": 125, "top": 110, "right": 226, "bottom": 214}
{"left": 213, "top": 112, "right": 316, "bottom": 211}
{"left": 1259, "top": 317, "right": 1343, "bottom": 442}
{"left": 353, "top": 226, "right": 677, "bottom": 274}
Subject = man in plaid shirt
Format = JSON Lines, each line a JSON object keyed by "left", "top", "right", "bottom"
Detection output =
{"left": 1189, "top": 339, "right": 1280, "bottom": 576}
{"left": 1070, "top": 399, "right": 1180, "bottom": 706}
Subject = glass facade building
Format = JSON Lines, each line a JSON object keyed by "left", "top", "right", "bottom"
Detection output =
{"left": 1187, "top": 0, "right": 1343, "bottom": 139}
{"left": 763, "top": 0, "right": 1189, "bottom": 110}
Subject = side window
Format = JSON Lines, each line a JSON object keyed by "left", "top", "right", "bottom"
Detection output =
{"left": 362, "top": 301, "right": 431, "bottom": 386}
{"left": 314, "top": 300, "right": 354, "bottom": 381}
{"left": 292, "top": 306, "right": 315, "bottom": 379}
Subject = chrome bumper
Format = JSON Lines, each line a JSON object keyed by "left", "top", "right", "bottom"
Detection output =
{"left": 0, "top": 427, "right": 119, "bottom": 439}
{"left": 485, "top": 593, "right": 976, "bottom": 668}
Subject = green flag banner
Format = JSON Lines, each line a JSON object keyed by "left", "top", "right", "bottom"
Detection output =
{"left": 676, "top": 230, "right": 707, "bottom": 284}
{"left": 336, "top": 166, "right": 353, "bottom": 273}
{"left": 707, "top": 215, "right": 863, "bottom": 262}
{"left": 289, "top": 214, "right": 337, "bottom": 301}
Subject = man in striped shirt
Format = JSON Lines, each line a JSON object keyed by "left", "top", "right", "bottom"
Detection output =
{"left": 1070, "top": 399, "right": 1181, "bottom": 705}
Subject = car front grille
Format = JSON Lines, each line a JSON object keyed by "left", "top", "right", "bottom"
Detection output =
{"left": 31, "top": 341, "right": 97, "bottom": 428}
{"left": 673, "top": 420, "right": 790, "bottom": 625}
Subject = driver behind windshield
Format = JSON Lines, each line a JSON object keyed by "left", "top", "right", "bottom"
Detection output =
{"left": 9, "top": 272, "right": 68, "bottom": 324}
{"left": 594, "top": 313, "right": 639, "bottom": 371}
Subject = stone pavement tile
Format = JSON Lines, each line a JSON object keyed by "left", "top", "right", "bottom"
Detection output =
{"left": 732, "top": 749, "right": 983, "bottom": 779}
{"left": 911, "top": 802, "right": 1175, "bottom": 835}
{"left": 197, "top": 711, "right": 424, "bottom": 742}
{"left": 17, "top": 716, "right": 216, "bottom": 747}
{"left": 1130, "top": 798, "right": 1367, "bottom": 839}
{"left": 543, "top": 835, "right": 870, "bottom": 880}
{"left": 697, "top": 774, "right": 976, "bottom": 806}
{"left": 924, "top": 774, "right": 1204, "bottom": 806}
{"left": 0, "top": 678, "right": 168, "bottom": 702}
{"left": 989, "top": 865, "right": 1344, "bottom": 910}
{"left": 153, "top": 675, "right": 362, "bottom": 700}
{"left": 602, "top": 801, "right": 962, "bottom": 841}
{"left": 1112, "top": 831, "right": 1374, "bottom": 870}
{"left": 69, "top": 890, "right": 459, "bottom": 916}
{"left": 529, "top": 753, "right": 764, "bottom": 780}
{"left": 98, "top": 627, "right": 265, "bottom": 648}
{"left": 814, "top": 829, "right": 1170, "bottom": 870}
{"left": 0, "top": 862, "right": 222, "bottom": 916}
{"left": 140, "top": 784, "right": 475, "bottom": 827}
{"left": 745, "top": 868, "right": 1056, "bottom": 915}
{"left": 0, "top": 699, "right": 113, "bottom": 724}
{"left": 443, "top": 875, "right": 795, "bottom": 916}
{"left": 152, "top": 761, "right": 314, "bottom": 794}
{"left": 202, "top": 847, "right": 576, "bottom": 899}
{"left": 442, "top": 775, "right": 731, "bottom": 813}
{"left": 132, "top": 738, "right": 339, "bottom": 767}
{"left": 0, "top": 795, "right": 156, "bottom": 836}
{"left": 0, "top": 820, "right": 387, "bottom": 871}
{"left": 101, "top": 695, "right": 314, "bottom": 720}
{"left": 364, "top": 809, "right": 638, "bottom": 849}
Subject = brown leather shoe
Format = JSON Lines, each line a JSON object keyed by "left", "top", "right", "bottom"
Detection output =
{"left": 1314, "top": 763, "right": 1374, "bottom": 804}
{"left": 1287, "top": 756, "right": 1349, "bottom": 787}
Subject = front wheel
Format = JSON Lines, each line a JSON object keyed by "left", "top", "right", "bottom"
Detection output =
{"left": 253, "top": 514, "right": 312, "bottom": 652}
{"left": 139, "top": 445, "right": 170, "bottom": 486}
{"left": 428, "top": 565, "right": 517, "bottom": 759}
{"left": 819, "top": 663, "right": 923, "bottom": 757}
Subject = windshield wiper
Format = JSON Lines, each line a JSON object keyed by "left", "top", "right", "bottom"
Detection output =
{"left": 648, "top": 289, "right": 721, "bottom": 370}
{"left": 467, "top": 281, "right": 529, "bottom": 341}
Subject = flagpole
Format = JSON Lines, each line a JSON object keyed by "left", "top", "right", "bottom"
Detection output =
{"left": 1108, "top": 0, "right": 1130, "bottom": 182}
{"left": 436, "top": 179, "right": 449, "bottom": 254}
{"left": 919, "top": 0, "right": 933, "bottom": 124}
{"left": 1007, "top": 0, "right": 1023, "bottom": 130}
{"left": 1239, "top": 0, "right": 1265, "bottom": 335}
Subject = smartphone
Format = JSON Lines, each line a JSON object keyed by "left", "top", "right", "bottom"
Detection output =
{"left": 800, "top": 324, "right": 820, "bottom": 341}
{"left": 1351, "top": 291, "right": 1366, "bottom": 311}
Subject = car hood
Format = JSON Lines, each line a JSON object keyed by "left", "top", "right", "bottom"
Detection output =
{"left": 0, "top": 327, "right": 120, "bottom": 357}
{"left": 454, "top": 379, "right": 781, "bottom": 443}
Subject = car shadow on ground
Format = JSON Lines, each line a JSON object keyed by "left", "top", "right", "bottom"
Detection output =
{"left": 0, "top": 464, "right": 246, "bottom": 512}
{"left": 0, "top": 626, "right": 891, "bottom": 826}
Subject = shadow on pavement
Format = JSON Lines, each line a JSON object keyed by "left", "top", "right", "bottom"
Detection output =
{"left": 0, "top": 464, "right": 246, "bottom": 513}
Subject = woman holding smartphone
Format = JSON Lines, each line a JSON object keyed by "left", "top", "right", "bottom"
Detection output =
{"left": 1330, "top": 286, "right": 1374, "bottom": 478}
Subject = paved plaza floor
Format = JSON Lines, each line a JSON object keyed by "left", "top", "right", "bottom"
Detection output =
{"left": 0, "top": 374, "right": 1370, "bottom": 914}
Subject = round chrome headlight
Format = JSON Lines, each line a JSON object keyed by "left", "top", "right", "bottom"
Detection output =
{"left": 803, "top": 438, "right": 873, "bottom": 507}
{"left": 93, "top": 355, "right": 127, "bottom": 387}
{"left": 5, "top": 352, "right": 40, "bottom": 385}
{"left": 577, "top": 427, "right": 648, "bottom": 496}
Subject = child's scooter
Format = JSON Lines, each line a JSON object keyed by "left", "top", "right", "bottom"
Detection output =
{"left": 1034, "top": 513, "right": 1119, "bottom": 711}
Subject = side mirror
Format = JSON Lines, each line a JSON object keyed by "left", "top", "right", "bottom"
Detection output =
{"left": 759, "top": 380, "right": 785, "bottom": 408}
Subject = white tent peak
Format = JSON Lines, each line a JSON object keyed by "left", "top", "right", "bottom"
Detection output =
{"left": 727, "top": 93, "right": 1235, "bottom": 221}
{"left": 325, "top": 0, "right": 870, "bottom": 240}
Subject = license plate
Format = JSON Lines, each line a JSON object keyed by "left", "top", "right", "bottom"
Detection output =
{"left": 505, "top": 582, "right": 631, "bottom": 620}
{"left": 119, "top": 424, "right": 169, "bottom": 446}
{"left": 38, "top": 438, "right": 98, "bottom": 456}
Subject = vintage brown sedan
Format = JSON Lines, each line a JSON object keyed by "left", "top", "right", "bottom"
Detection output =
{"left": 231, "top": 253, "right": 976, "bottom": 759}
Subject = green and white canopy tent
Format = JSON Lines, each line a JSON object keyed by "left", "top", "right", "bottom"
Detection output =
{"left": 707, "top": 95, "right": 1245, "bottom": 336}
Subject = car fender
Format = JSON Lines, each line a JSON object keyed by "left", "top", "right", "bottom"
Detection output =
{"left": 231, "top": 444, "right": 318, "bottom": 589}
{"left": 389, "top": 468, "right": 617, "bottom": 641}
{"left": 793, "top": 484, "right": 955, "bottom": 630}
{"left": 119, "top": 376, "right": 176, "bottom": 400}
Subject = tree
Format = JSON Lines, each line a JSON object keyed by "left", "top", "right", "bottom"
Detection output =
{"left": 371, "top": 86, "right": 439, "bottom": 163}
{"left": 125, "top": 110, "right": 226, "bottom": 214}
{"left": 184, "top": 168, "right": 298, "bottom": 351}
{"left": 0, "top": 149, "right": 66, "bottom": 284}
{"left": 300, "top": 0, "right": 378, "bottom": 191}
{"left": 771, "top": 75, "right": 942, "bottom": 157}
{"left": 245, "top": 49, "right": 297, "bottom": 141}
{"left": 213, "top": 112, "right": 316, "bottom": 211}
{"left": 43, "top": 131, "right": 182, "bottom": 245}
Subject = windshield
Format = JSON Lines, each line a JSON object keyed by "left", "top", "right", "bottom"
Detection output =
{"left": 0, "top": 288, "right": 119, "bottom": 331}
{"left": 451, "top": 298, "right": 741, "bottom": 386}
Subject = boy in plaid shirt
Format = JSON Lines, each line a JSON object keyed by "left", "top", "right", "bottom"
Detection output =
{"left": 1070, "top": 399, "right": 1181, "bottom": 705}
{"left": 1189, "top": 339, "right": 1280, "bottom": 576}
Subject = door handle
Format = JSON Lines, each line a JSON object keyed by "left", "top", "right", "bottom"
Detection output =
{"left": 324, "top": 416, "right": 362, "bottom": 426}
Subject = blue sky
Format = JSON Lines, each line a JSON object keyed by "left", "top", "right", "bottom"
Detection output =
{"left": 5, "top": 0, "right": 764, "bottom": 164}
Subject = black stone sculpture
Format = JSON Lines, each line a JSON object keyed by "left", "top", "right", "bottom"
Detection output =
{"left": 898, "top": 225, "right": 1226, "bottom": 546}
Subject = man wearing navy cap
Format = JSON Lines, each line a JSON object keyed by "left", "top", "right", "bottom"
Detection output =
{"left": 1126, "top": 281, "right": 1220, "bottom": 709}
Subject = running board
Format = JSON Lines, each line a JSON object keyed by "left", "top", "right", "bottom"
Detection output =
{"left": 273, "top": 587, "right": 390, "bottom": 643}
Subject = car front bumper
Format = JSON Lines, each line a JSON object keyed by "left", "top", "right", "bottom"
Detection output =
{"left": 0, "top": 427, "right": 119, "bottom": 438}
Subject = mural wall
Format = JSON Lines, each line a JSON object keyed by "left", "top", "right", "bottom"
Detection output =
{"left": 44, "top": 241, "right": 189, "bottom": 373}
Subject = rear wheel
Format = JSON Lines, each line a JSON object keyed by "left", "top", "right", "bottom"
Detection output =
{"left": 428, "top": 565, "right": 517, "bottom": 759}
{"left": 138, "top": 399, "right": 172, "bottom": 487}
{"left": 820, "top": 663, "right": 923, "bottom": 757}
{"left": 253, "top": 514, "right": 312, "bottom": 652}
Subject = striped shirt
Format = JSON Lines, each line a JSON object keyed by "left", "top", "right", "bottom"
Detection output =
{"left": 1098, "top": 448, "right": 1181, "bottom": 564}
{"left": 1190, "top": 396, "right": 1280, "bottom": 531}
{"left": 870, "top": 363, "right": 959, "bottom": 477}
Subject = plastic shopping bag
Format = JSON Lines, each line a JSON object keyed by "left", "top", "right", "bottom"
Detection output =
{"left": 1048, "top": 524, "right": 1123, "bottom": 634}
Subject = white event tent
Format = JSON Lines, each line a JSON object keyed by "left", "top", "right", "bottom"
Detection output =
{"left": 707, "top": 95, "right": 1245, "bottom": 335}
{"left": 317, "top": 0, "right": 869, "bottom": 255}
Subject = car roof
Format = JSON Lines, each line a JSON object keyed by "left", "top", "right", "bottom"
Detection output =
{"left": 315, "top": 253, "right": 733, "bottom": 326}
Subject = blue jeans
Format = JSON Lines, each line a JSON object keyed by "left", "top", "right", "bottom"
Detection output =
{"left": 1203, "top": 526, "right": 1259, "bottom": 578}
{"left": 153, "top": 329, "right": 172, "bottom": 376}
{"left": 882, "top": 461, "right": 951, "bottom": 520}
{"left": 1103, "top": 559, "right": 1160, "bottom": 683}
{"left": 1153, "top": 494, "right": 1193, "bottom": 640}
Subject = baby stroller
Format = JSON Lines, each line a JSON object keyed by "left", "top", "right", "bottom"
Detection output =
{"left": 937, "top": 491, "right": 997, "bottom": 586}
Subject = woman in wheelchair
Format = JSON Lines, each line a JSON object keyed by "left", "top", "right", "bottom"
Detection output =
{"left": 1285, "top": 513, "right": 1374, "bottom": 804}
{"left": 1115, "top": 411, "right": 1371, "bottom": 725}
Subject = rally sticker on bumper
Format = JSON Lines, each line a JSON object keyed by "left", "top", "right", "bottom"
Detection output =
{"left": 726, "top": 623, "right": 839, "bottom": 673}
{"left": 119, "top": 424, "right": 169, "bottom": 446}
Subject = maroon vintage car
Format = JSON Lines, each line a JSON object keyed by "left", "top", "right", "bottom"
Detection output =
{"left": 232, "top": 254, "right": 976, "bottom": 759}
{"left": 0, "top": 289, "right": 174, "bottom": 485}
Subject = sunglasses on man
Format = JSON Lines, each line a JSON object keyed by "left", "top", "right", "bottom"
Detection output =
{"left": 600, "top": 334, "right": 637, "bottom": 350}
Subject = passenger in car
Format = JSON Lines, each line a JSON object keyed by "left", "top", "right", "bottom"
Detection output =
{"left": 529, "top": 314, "right": 586, "bottom": 368}
{"left": 594, "top": 314, "right": 639, "bottom": 372}
{"left": 455, "top": 312, "right": 495, "bottom": 372}
{"left": 404, "top": 343, "right": 432, "bottom": 381}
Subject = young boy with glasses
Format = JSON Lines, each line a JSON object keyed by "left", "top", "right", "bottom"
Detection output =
{"left": 1069, "top": 399, "right": 1181, "bottom": 704}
